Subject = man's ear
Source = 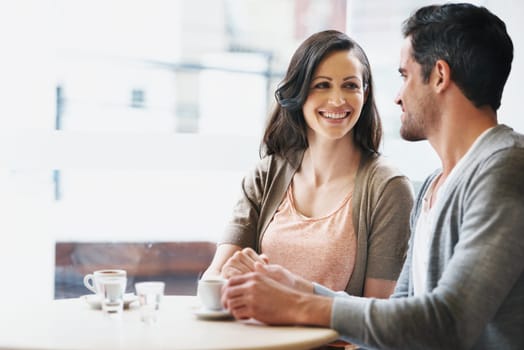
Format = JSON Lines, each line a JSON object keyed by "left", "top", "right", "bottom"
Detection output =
{"left": 433, "top": 59, "right": 451, "bottom": 92}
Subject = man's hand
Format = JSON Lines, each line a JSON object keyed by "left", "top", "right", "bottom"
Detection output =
{"left": 221, "top": 271, "right": 333, "bottom": 327}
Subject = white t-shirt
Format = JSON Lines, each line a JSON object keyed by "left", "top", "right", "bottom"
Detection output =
{"left": 412, "top": 176, "right": 439, "bottom": 296}
{"left": 412, "top": 127, "right": 494, "bottom": 296}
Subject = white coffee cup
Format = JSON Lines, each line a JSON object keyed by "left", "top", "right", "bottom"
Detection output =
{"left": 197, "top": 278, "right": 225, "bottom": 310}
{"left": 83, "top": 269, "right": 127, "bottom": 295}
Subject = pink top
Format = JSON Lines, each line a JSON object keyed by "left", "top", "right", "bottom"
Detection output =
{"left": 261, "top": 183, "right": 357, "bottom": 291}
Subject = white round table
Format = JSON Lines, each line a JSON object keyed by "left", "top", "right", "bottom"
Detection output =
{"left": 0, "top": 295, "right": 339, "bottom": 350}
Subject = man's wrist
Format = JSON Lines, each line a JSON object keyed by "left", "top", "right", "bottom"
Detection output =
{"left": 293, "top": 293, "right": 333, "bottom": 327}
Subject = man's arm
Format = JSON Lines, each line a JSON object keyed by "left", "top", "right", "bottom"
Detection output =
{"left": 328, "top": 150, "right": 524, "bottom": 349}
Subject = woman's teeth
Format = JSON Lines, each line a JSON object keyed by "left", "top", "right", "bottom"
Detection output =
{"left": 322, "top": 112, "right": 348, "bottom": 119}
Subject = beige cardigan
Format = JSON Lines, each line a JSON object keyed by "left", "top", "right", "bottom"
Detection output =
{"left": 219, "top": 150, "right": 414, "bottom": 296}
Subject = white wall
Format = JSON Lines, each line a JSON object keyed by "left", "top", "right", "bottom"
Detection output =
{"left": 0, "top": 1, "right": 55, "bottom": 305}
{"left": 487, "top": 0, "right": 524, "bottom": 133}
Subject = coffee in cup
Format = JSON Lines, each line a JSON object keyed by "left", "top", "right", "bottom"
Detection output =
{"left": 83, "top": 269, "right": 127, "bottom": 295}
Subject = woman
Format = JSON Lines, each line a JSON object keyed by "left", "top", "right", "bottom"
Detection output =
{"left": 203, "top": 30, "right": 413, "bottom": 298}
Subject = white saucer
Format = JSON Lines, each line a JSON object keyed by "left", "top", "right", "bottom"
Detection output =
{"left": 82, "top": 293, "right": 138, "bottom": 309}
{"left": 193, "top": 307, "right": 233, "bottom": 320}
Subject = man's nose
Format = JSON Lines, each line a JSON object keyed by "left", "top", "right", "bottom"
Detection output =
{"left": 394, "top": 91, "right": 401, "bottom": 106}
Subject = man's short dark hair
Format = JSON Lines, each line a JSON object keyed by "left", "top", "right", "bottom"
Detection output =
{"left": 403, "top": 3, "right": 513, "bottom": 111}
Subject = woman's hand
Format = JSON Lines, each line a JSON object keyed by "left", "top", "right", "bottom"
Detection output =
{"left": 221, "top": 247, "right": 269, "bottom": 279}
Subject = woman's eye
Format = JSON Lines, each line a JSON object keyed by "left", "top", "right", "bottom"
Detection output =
{"left": 344, "top": 82, "right": 360, "bottom": 90}
{"left": 312, "top": 82, "right": 330, "bottom": 89}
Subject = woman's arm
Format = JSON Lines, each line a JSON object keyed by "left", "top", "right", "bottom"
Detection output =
{"left": 364, "top": 175, "right": 414, "bottom": 291}
{"left": 363, "top": 277, "right": 396, "bottom": 298}
{"left": 202, "top": 245, "right": 270, "bottom": 279}
{"left": 203, "top": 159, "right": 271, "bottom": 280}
{"left": 201, "top": 244, "right": 241, "bottom": 279}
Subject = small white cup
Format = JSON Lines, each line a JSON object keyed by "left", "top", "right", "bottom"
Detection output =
{"left": 135, "top": 281, "right": 165, "bottom": 324}
{"left": 197, "top": 278, "right": 225, "bottom": 310}
{"left": 83, "top": 269, "right": 127, "bottom": 295}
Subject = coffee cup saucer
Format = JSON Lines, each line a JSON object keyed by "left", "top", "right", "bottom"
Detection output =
{"left": 82, "top": 293, "right": 138, "bottom": 309}
{"left": 193, "top": 306, "right": 233, "bottom": 320}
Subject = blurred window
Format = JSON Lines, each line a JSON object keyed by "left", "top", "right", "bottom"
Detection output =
{"left": 7, "top": 0, "right": 521, "bottom": 301}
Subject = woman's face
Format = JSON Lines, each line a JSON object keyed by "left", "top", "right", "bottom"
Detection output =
{"left": 302, "top": 50, "right": 366, "bottom": 143}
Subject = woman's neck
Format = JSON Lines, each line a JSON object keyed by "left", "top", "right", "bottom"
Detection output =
{"left": 301, "top": 136, "right": 361, "bottom": 186}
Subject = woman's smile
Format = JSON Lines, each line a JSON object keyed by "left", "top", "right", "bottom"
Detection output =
{"left": 319, "top": 110, "right": 351, "bottom": 120}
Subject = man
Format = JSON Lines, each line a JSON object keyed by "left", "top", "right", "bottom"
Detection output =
{"left": 221, "top": 3, "right": 524, "bottom": 349}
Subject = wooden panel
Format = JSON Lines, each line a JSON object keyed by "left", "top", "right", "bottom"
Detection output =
{"left": 54, "top": 241, "right": 217, "bottom": 298}
{"left": 56, "top": 241, "right": 217, "bottom": 275}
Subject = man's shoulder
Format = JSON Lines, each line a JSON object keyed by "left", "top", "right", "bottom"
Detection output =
{"left": 474, "top": 125, "right": 524, "bottom": 171}
{"left": 481, "top": 124, "right": 524, "bottom": 152}
{"left": 482, "top": 146, "right": 524, "bottom": 175}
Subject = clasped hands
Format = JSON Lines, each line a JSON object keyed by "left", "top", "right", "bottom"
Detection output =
{"left": 219, "top": 247, "right": 320, "bottom": 325}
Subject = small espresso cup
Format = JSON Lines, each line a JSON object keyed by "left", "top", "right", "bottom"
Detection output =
{"left": 197, "top": 278, "right": 226, "bottom": 310}
{"left": 83, "top": 269, "right": 127, "bottom": 295}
